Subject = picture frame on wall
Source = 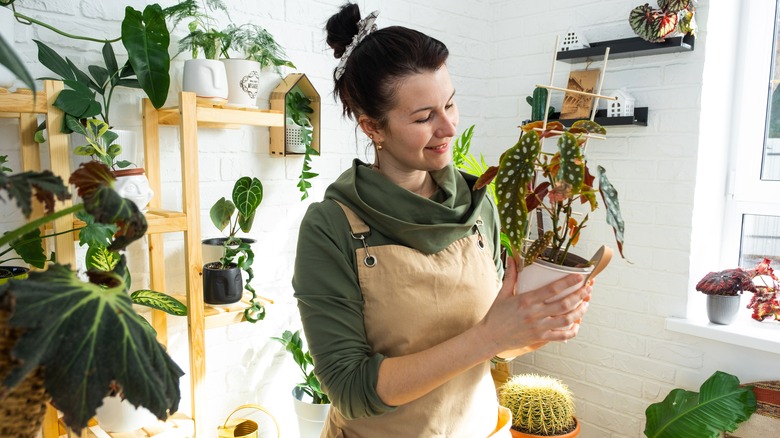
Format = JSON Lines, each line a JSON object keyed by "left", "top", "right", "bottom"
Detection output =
{"left": 560, "top": 69, "right": 601, "bottom": 120}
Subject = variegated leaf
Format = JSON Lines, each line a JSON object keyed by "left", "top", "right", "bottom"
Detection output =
{"left": 495, "top": 131, "right": 541, "bottom": 253}
{"left": 571, "top": 119, "right": 607, "bottom": 135}
{"left": 658, "top": 0, "right": 691, "bottom": 14}
{"left": 557, "top": 132, "right": 584, "bottom": 194}
{"left": 597, "top": 165, "right": 626, "bottom": 258}
{"left": 131, "top": 289, "right": 187, "bottom": 316}
{"left": 630, "top": 4, "right": 664, "bottom": 42}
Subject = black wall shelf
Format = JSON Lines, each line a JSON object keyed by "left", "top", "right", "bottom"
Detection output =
{"left": 556, "top": 35, "right": 695, "bottom": 63}
{"left": 549, "top": 107, "right": 648, "bottom": 127}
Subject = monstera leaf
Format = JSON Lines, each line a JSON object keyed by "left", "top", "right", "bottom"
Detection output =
{"left": 645, "top": 371, "right": 756, "bottom": 438}
{"left": 0, "top": 264, "right": 184, "bottom": 434}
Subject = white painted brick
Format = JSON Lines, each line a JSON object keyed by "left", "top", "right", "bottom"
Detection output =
{"left": 646, "top": 339, "right": 704, "bottom": 368}
{"left": 613, "top": 353, "right": 677, "bottom": 383}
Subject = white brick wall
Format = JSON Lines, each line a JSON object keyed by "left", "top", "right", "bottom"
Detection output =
{"left": 2, "top": 0, "right": 776, "bottom": 437}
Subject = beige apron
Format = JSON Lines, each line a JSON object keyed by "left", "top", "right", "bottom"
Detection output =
{"left": 323, "top": 202, "right": 512, "bottom": 438}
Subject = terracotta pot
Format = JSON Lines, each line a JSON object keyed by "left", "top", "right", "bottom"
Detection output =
{"left": 510, "top": 417, "right": 581, "bottom": 437}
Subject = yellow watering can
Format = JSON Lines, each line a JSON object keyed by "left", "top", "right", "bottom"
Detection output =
{"left": 217, "top": 404, "right": 280, "bottom": 438}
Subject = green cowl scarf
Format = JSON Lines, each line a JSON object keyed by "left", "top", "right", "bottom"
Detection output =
{"left": 325, "top": 159, "right": 487, "bottom": 254}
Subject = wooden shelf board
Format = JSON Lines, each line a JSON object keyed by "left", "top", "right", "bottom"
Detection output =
{"left": 58, "top": 412, "right": 193, "bottom": 437}
{"left": 547, "top": 107, "right": 648, "bottom": 127}
{"left": 70, "top": 209, "right": 187, "bottom": 238}
{"left": 556, "top": 34, "right": 695, "bottom": 63}
{"left": 0, "top": 88, "right": 49, "bottom": 114}
{"left": 169, "top": 292, "right": 273, "bottom": 330}
{"left": 155, "top": 102, "right": 284, "bottom": 128}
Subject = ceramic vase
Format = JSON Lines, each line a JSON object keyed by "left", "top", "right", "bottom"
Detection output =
{"left": 222, "top": 59, "right": 261, "bottom": 108}
{"left": 95, "top": 395, "right": 156, "bottom": 433}
{"left": 112, "top": 168, "right": 154, "bottom": 212}
{"left": 292, "top": 387, "right": 330, "bottom": 438}
{"left": 706, "top": 295, "right": 740, "bottom": 325}
{"left": 182, "top": 59, "right": 228, "bottom": 101}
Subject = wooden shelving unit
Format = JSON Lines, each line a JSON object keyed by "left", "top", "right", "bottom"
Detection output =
{"left": 556, "top": 34, "right": 695, "bottom": 63}
{"left": 142, "top": 92, "right": 283, "bottom": 438}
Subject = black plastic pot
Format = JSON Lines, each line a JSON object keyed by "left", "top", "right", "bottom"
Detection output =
{"left": 203, "top": 262, "right": 243, "bottom": 305}
{"left": 0, "top": 266, "right": 30, "bottom": 285}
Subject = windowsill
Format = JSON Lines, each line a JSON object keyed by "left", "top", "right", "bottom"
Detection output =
{"left": 666, "top": 316, "right": 780, "bottom": 355}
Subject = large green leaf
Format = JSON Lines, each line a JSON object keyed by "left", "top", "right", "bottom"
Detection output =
{"left": 645, "top": 371, "right": 756, "bottom": 438}
{"left": 76, "top": 210, "right": 118, "bottom": 249}
{"left": 1, "top": 264, "right": 184, "bottom": 434}
{"left": 232, "top": 176, "right": 263, "bottom": 232}
{"left": 494, "top": 131, "right": 541, "bottom": 255}
{"left": 9, "top": 228, "right": 48, "bottom": 268}
{"left": 34, "top": 39, "right": 76, "bottom": 82}
{"left": 121, "top": 5, "right": 170, "bottom": 109}
{"left": 0, "top": 33, "right": 35, "bottom": 91}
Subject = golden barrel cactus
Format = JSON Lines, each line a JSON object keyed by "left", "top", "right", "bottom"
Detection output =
{"left": 499, "top": 374, "right": 576, "bottom": 436}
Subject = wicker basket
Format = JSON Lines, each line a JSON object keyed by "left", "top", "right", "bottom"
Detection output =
{"left": 0, "top": 298, "right": 50, "bottom": 438}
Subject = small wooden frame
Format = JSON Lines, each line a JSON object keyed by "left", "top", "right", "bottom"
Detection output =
{"left": 269, "top": 73, "right": 321, "bottom": 156}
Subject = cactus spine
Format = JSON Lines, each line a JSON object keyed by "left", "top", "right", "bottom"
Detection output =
{"left": 499, "top": 374, "right": 576, "bottom": 436}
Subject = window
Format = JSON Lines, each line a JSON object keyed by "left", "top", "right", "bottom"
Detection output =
{"left": 726, "top": 0, "right": 780, "bottom": 270}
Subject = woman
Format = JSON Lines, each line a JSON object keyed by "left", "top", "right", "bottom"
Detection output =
{"left": 292, "top": 3, "right": 592, "bottom": 436}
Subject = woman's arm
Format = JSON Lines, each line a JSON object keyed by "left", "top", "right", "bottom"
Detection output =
{"left": 375, "top": 258, "right": 591, "bottom": 406}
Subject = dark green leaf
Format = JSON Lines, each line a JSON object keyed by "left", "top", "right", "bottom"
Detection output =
{"left": 88, "top": 65, "right": 110, "bottom": 89}
{"left": 232, "top": 177, "right": 263, "bottom": 222}
{"left": 121, "top": 5, "right": 171, "bottom": 109}
{"left": 0, "top": 166, "right": 70, "bottom": 217}
{"left": 557, "top": 132, "right": 584, "bottom": 194}
{"left": 131, "top": 290, "right": 187, "bottom": 316}
{"left": 34, "top": 40, "right": 75, "bottom": 81}
{"left": 644, "top": 371, "right": 756, "bottom": 438}
{"left": 0, "top": 34, "right": 35, "bottom": 91}
{"left": 101, "top": 42, "right": 119, "bottom": 77}
{"left": 2, "top": 264, "right": 184, "bottom": 433}
{"left": 66, "top": 58, "right": 99, "bottom": 92}
{"left": 76, "top": 210, "right": 117, "bottom": 248}
{"left": 54, "top": 84, "right": 101, "bottom": 120}
{"left": 9, "top": 228, "right": 47, "bottom": 268}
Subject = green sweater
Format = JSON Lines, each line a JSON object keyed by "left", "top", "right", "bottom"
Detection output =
{"left": 292, "top": 159, "right": 502, "bottom": 419}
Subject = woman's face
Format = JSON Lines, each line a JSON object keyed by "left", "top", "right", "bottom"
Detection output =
{"left": 376, "top": 65, "right": 459, "bottom": 174}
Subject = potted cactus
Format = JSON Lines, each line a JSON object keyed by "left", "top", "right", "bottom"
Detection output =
{"left": 498, "top": 374, "right": 580, "bottom": 437}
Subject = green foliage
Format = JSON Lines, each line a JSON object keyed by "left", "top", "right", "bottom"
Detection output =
{"left": 0, "top": 158, "right": 181, "bottom": 434}
{"left": 479, "top": 119, "right": 626, "bottom": 267}
{"left": 272, "top": 330, "right": 330, "bottom": 405}
{"left": 644, "top": 371, "right": 756, "bottom": 438}
{"left": 499, "top": 374, "right": 576, "bottom": 435}
{"left": 70, "top": 118, "right": 133, "bottom": 170}
{"left": 208, "top": 177, "right": 265, "bottom": 322}
{"left": 287, "top": 89, "right": 318, "bottom": 200}
{"left": 222, "top": 23, "right": 295, "bottom": 70}
{"left": 29, "top": 4, "right": 170, "bottom": 129}
{"left": 0, "top": 7, "right": 35, "bottom": 91}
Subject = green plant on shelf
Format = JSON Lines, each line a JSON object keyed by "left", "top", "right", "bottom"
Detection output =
{"left": 287, "top": 89, "right": 318, "bottom": 200}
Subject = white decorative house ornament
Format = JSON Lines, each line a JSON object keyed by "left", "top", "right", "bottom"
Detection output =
{"left": 607, "top": 88, "right": 635, "bottom": 118}
{"left": 558, "top": 28, "right": 590, "bottom": 52}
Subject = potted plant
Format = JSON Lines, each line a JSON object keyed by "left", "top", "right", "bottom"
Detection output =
{"left": 745, "top": 258, "right": 780, "bottom": 322}
{"left": 7, "top": 2, "right": 171, "bottom": 135}
{"left": 498, "top": 373, "right": 580, "bottom": 437}
{"left": 202, "top": 176, "right": 265, "bottom": 321}
{"left": 629, "top": 0, "right": 697, "bottom": 43}
{"left": 475, "top": 120, "right": 625, "bottom": 298}
{"left": 272, "top": 329, "right": 330, "bottom": 438}
{"left": 220, "top": 23, "right": 295, "bottom": 108}
{"left": 0, "top": 159, "right": 184, "bottom": 437}
{"left": 285, "top": 89, "right": 319, "bottom": 200}
{"left": 69, "top": 118, "right": 154, "bottom": 212}
{"left": 644, "top": 370, "right": 756, "bottom": 438}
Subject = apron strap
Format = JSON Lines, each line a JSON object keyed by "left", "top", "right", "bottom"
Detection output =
{"left": 334, "top": 201, "right": 377, "bottom": 268}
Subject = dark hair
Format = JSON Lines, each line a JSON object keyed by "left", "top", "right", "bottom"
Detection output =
{"left": 325, "top": 3, "right": 449, "bottom": 127}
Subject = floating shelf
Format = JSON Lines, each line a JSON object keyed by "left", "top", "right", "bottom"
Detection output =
{"left": 546, "top": 107, "right": 648, "bottom": 127}
{"left": 556, "top": 35, "right": 695, "bottom": 63}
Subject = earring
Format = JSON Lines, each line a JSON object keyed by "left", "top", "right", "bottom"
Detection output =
{"left": 376, "top": 141, "right": 383, "bottom": 150}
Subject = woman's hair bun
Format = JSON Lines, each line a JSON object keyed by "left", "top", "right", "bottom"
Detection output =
{"left": 326, "top": 3, "right": 361, "bottom": 59}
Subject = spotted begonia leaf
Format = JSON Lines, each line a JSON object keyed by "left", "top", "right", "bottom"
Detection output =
{"left": 597, "top": 165, "right": 626, "bottom": 258}
{"left": 557, "top": 132, "right": 584, "bottom": 194}
{"left": 495, "top": 131, "right": 541, "bottom": 255}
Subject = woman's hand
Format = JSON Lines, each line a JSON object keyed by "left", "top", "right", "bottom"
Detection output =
{"left": 479, "top": 257, "right": 592, "bottom": 357}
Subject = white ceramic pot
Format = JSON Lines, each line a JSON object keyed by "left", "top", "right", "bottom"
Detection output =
{"left": 292, "top": 387, "right": 330, "bottom": 438}
{"left": 516, "top": 255, "right": 593, "bottom": 303}
{"left": 285, "top": 117, "right": 313, "bottom": 154}
{"left": 182, "top": 59, "right": 228, "bottom": 100}
{"left": 706, "top": 295, "right": 740, "bottom": 325}
{"left": 95, "top": 395, "right": 156, "bottom": 433}
{"left": 222, "top": 59, "right": 262, "bottom": 108}
{"left": 113, "top": 168, "right": 154, "bottom": 212}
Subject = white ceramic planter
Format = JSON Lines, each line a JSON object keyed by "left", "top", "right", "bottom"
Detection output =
{"left": 182, "top": 59, "right": 228, "bottom": 100}
{"left": 222, "top": 59, "right": 261, "bottom": 108}
{"left": 706, "top": 295, "right": 740, "bottom": 325}
{"left": 113, "top": 168, "right": 154, "bottom": 212}
{"left": 285, "top": 117, "right": 313, "bottom": 153}
{"left": 292, "top": 387, "right": 330, "bottom": 438}
{"left": 516, "top": 256, "right": 593, "bottom": 303}
{"left": 95, "top": 395, "right": 156, "bottom": 433}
